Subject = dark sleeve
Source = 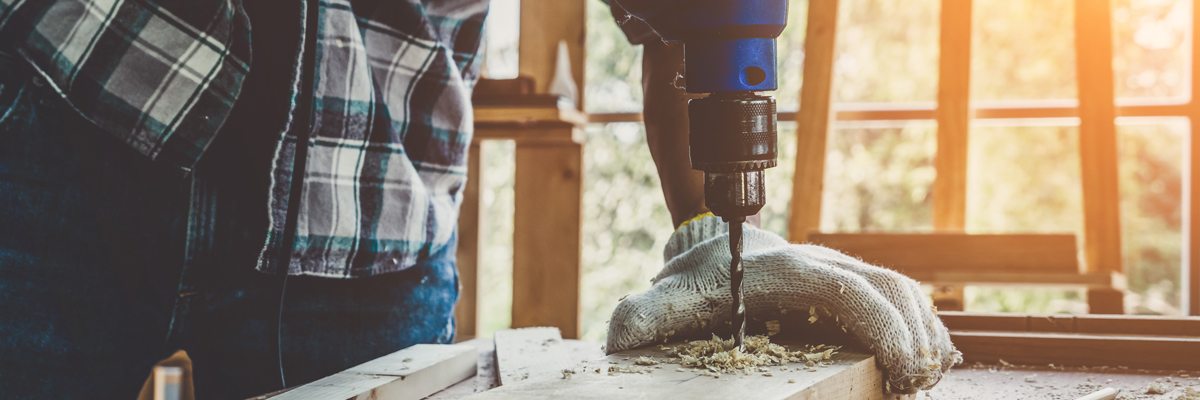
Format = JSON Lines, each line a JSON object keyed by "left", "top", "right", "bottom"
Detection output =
{"left": 605, "top": 0, "right": 661, "bottom": 45}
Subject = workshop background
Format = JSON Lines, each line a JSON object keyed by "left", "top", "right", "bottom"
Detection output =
{"left": 474, "top": 0, "right": 1192, "bottom": 342}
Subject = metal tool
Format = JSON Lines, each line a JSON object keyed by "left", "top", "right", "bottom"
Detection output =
{"left": 620, "top": 0, "right": 787, "bottom": 351}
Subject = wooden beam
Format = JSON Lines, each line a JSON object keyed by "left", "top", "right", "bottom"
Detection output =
{"left": 583, "top": 103, "right": 1191, "bottom": 125}
{"left": 512, "top": 135, "right": 583, "bottom": 338}
{"left": 1188, "top": 0, "right": 1200, "bottom": 317}
{"left": 806, "top": 233, "right": 1079, "bottom": 275}
{"left": 918, "top": 271, "right": 1124, "bottom": 288}
{"left": 456, "top": 143, "right": 482, "bottom": 341}
{"left": 933, "top": 0, "right": 972, "bottom": 230}
{"left": 950, "top": 331, "right": 1200, "bottom": 370}
{"left": 1075, "top": 0, "right": 1123, "bottom": 276}
{"left": 518, "top": 0, "right": 585, "bottom": 107}
{"left": 493, "top": 327, "right": 572, "bottom": 385}
{"left": 789, "top": 0, "right": 840, "bottom": 243}
{"left": 938, "top": 311, "right": 1200, "bottom": 336}
{"left": 1076, "top": 0, "right": 1125, "bottom": 314}
{"left": 464, "top": 340, "right": 906, "bottom": 400}
{"left": 267, "top": 344, "right": 478, "bottom": 400}
{"left": 474, "top": 107, "right": 589, "bottom": 130}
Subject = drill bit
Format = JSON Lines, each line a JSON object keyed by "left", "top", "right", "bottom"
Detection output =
{"left": 728, "top": 217, "right": 746, "bottom": 352}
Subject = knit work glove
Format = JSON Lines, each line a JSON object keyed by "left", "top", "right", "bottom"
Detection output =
{"left": 606, "top": 215, "right": 962, "bottom": 394}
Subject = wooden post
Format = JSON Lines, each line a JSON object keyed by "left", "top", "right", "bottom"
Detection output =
{"left": 1188, "top": 0, "right": 1200, "bottom": 317}
{"left": 931, "top": 0, "right": 973, "bottom": 311}
{"left": 512, "top": 134, "right": 584, "bottom": 339}
{"left": 1075, "top": 0, "right": 1124, "bottom": 314}
{"left": 789, "top": 0, "right": 840, "bottom": 243}
{"left": 518, "top": 0, "right": 586, "bottom": 107}
{"left": 456, "top": 143, "right": 482, "bottom": 340}
{"left": 933, "top": 0, "right": 972, "bottom": 232}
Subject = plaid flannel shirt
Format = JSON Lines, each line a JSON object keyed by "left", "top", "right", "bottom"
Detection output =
{"left": 2, "top": 0, "right": 488, "bottom": 277}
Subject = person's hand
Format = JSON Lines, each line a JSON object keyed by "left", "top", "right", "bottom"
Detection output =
{"left": 606, "top": 214, "right": 962, "bottom": 394}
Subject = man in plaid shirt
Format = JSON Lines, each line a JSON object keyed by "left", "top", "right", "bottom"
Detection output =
{"left": 0, "top": 0, "right": 486, "bottom": 397}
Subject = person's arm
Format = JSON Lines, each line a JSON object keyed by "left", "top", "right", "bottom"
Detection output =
{"left": 641, "top": 40, "right": 708, "bottom": 228}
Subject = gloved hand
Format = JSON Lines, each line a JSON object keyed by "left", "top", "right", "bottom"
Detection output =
{"left": 606, "top": 214, "right": 962, "bottom": 394}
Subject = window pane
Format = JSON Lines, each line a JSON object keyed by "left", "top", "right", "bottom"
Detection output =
{"left": 820, "top": 122, "right": 937, "bottom": 231}
{"left": 777, "top": 0, "right": 811, "bottom": 111}
{"left": 581, "top": 123, "right": 673, "bottom": 341}
{"left": 478, "top": 140, "right": 516, "bottom": 337}
{"left": 1118, "top": 119, "right": 1186, "bottom": 314}
{"left": 971, "top": 0, "right": 1078, "bottom": 101}
{"left": 585, "top": 0, "right": 644, "bottom": 113}
{"left": 966, "top": 125, "right": 1083, "bottom": 232}
{"left": 831, "top": 0, "right": 940, "bottom": 103}
{"left": 482, "top": 0, "right": 520, "bottom": 79}
{"left": 1112, "top": 0, "right": 1191, "bottom": 100}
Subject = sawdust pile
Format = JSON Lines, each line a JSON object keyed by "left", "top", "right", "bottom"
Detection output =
{"left": 663, "top": 334, "right": 839, "bottom": 374}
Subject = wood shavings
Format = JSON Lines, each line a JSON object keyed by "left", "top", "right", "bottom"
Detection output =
{"left": 662, "top": 335, "right": 839, "bottom": 375}
{"left": 607, "top": 365, "right": 645, "bottom": 375}
{"left": 634, "top": 356, "right": 659, "bottom": 366}
{"left": 1146, "top": 380, "right": 1168, "bottom": 394}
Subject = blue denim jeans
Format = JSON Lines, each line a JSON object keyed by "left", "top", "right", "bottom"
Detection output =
{"left": 0, "top": 55, "right": 459, "bottom": 399}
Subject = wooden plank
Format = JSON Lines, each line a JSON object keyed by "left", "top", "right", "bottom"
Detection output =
{"left": 1075, "top": 0, "right": 1123, "bottom": 277}
{"left": 939, "top": 311, "right": 1200, "bottom": 336}
{"left": 583, "top": 103, "right": 1190, "bottom": 126}
{"left": 933, "top": 0, "right": 972, "bottom": 230}
{"left": 473, "top": 107, "right": 588, "bottom": 130}
{"left": 427, "top": 338, "right": 504, "bottom": 399}
{"left": 269, "top": 344, "right": 477, "bottom": 400}
{"left": 493, "top": 327, "right": 573, "bottom": 385}
{"left": 922, "top": 271, "right": 1123, "bottom": 288}
{"left": 512, "top": 139, "right": 583, "bottom": 339}
{"left": 429, "top": 338, "right": 607, "bottom": 399}
{"left": 473, "top": 127, "right": 584, "bottom": 144}
{"left": 518, "top": 0, "right": 585, "bottom": 107}
{"left": 464, "top": 340, "right": 908, "bottom": 400}
{"left": 789, "top": 0, "right": 840, "bottom": 243}
{"left": 806, "top": 233, "right": 1079, "bottom": 274}
{"left": 950, "top": 331, "right": 1200, "bottom": 370}
{"left": 456, "top": 143, "right": 482, "bottom": 341}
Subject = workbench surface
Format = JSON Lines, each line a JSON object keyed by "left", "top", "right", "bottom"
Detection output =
{"left": 424, "top": 339, "right": 1200, "bottom": 400}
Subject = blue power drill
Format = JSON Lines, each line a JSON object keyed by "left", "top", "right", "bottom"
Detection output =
{"left": 618, "top": 0, "right": 787, "bottom": 351}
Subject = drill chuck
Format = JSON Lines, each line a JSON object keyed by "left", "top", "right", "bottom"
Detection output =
{"left": 689, "top": 92, "right": 776, "bottom": 219}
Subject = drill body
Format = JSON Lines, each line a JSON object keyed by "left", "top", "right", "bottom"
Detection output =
{"left": 619, "top": 0, "right": 787, "bottom": 350}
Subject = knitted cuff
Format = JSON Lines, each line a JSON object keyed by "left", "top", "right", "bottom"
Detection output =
{"left": 663, "top": 213, "right": 726, "bottom": 261}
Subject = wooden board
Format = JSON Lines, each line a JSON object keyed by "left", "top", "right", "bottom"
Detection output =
{"left": 915, "top": 271, "right": 1123, "bottom": 289}
{"left": 939, "top": 312, "right": 1200, "bottom": 336}
{"left": 788, "top": 0, "right": 840, "bottom": 243}
{"left": 950, "top": 331, "right": 1200, "bottom": 371}
{"left": 269, "top": 344, "right": 477, "bottom": 400}
{"left": 464, "top": 340, "right": 908, "bottom": 400}
{"left": 493, "top": 327, "right": 573, "bottom": 386}
{"left": 806, "top": 233, "right": 1079, "bottom": 275}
